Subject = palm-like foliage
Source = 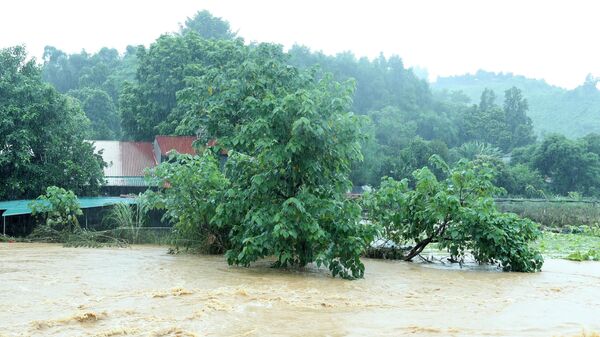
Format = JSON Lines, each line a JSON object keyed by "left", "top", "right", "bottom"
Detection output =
{"left": 453, "top": 141, "right": 503, "bottom": 161}
{"left": 103, "top": 198, "right": 147, "bottom": 243}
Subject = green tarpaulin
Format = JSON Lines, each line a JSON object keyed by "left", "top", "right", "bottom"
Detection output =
{"left": 0, "top": 197, "right": 136, "bottom": 217}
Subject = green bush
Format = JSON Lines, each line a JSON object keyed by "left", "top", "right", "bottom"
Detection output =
{"left": 30, "top": 186, "right": 82, "bottom": 232}
{"left": 566, "top": 249, "right": 600, "bottom": 261}
{"left": 144, "top": 152, "right": 230, "bottom": 253}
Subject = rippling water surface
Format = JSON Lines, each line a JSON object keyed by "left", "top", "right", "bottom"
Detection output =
{"left": 1, "top": 243, "right": 598, "bottom": 336}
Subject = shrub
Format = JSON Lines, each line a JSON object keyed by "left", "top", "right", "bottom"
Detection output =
{"left": 144, "top": 152, "right": 230, "bottom": 253}
{"left": 566, "top": 249, "right": 600, "bottom": 261}
{"left": 364, "top": 157, "right": 544, "bottom": 272}
{"left": 30, "top": 186, "right": 82, "bottom": 232}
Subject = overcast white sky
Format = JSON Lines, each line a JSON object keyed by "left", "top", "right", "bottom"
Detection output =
{"left": 2, "top": 0, "right": 599, "bottom": 89}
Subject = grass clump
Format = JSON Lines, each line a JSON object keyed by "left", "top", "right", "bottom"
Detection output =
{"left": 565, "top": 249, "right": 600, "bottom": 261}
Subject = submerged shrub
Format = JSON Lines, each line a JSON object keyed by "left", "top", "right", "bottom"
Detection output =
{"left": 566, "top": 249, "right": 600, "bottom": 261}
{"left": 144, "top": 152, "right": 230, "bottom": 253}
{"left": 364, "top": 157, "right": 544, "bottom": 272}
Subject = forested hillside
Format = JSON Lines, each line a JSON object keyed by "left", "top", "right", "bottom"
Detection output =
{"left": 41, "top": 45, "right": 139, "bottom": 139}
{"left": 433, "top": 71, "right": 600, "bottom": 138}
{"left": 18, "top": 10, "right": 600, "bottom": 198}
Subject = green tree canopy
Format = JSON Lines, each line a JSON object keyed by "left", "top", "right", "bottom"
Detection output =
{"left": 41, "top": 45, "right": 138, "bottom": 139}
{"left": 364, "top": 158, "right": 544, "bottom": 272}
{"left": 119, "top": 34, "right": 245, "bottom": 140}
{"left": 377, "top": 137, "right": 449, "bottom": 184}
{"left": 68, "top": 88, "right": 121, "bottom": 139}
{"left": 177, "top": 43, "right": 375, "bottom": 279}
{"left": 433, "top": 70, "right": 600, "bottom": 138}
{"left": 460, "top": 87, "right": 535, "bottom": 152}
{"left": 42, "top": 46, "right": 131, "bottom": 100}
{"left": 180, "top": 10, "right": 237, "bottom": 40}
{"left": 504, "top": 87, "right": 535, "bottom": 148}
{"left": 531, "top": 134, "right": 600, "bottom": 195}
{"left": 0, "top": 46, "right": 105, "bottom": 200}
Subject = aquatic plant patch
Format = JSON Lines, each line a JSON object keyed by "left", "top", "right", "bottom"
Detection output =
{"left": 536, "top": 232, "right": 600, "bottom": 259}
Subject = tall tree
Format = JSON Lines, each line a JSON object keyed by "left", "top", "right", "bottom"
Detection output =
{"left": 461, "top": 88, "right": 535, "bottom": 152}
{"left": 433, "top": 70, "right": 600, "bottom": 138}
{"left": 0, "top": 46, "right": 105, "bottom": 200}
{"left": 178, "top": 43, "right": 375, "bottom": 279}
{"left": 479, "top": 88, "right": 496, "bottom": 111}
{"left": 68, "top": 88, "right": 121, "bottom": 139}
{"left": 180, "top": 10, "right": 237, "bottom": 39}
{"left": 504, "top": 87, "right": 535, "bottom": 148}
{"left": 41, "top": 46, "right": 137, "bottom": 139}
{"left": 531, "top": 134, "right": 600, "bottom": 195}
{"left": 119, "top": 34, "right": 245, "bottom": 140}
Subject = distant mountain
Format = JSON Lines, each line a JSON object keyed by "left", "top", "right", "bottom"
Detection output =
{"left": 432, "top": 70, "right": 600, "bottom": 138}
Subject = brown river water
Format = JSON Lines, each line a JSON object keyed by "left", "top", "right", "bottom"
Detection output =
{"left": 0, "top": 243, "right": 598, "bottom": 337}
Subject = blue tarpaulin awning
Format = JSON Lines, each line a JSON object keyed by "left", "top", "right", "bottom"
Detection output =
{"left": 0, "top": 197, "right": 137, "bottom": 217}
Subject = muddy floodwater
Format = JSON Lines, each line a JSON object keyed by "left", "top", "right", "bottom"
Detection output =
{"left": 1, "top": 243, "right": 598, "bottom": 337}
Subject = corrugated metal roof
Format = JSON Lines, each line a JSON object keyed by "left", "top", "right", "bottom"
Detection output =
{"left": 0, "top": 197, "right": 137, "bottom": 217}
{"left": 155, "top": 136, "right": 197, "bottom": 156}
{"left": 91, "top": 137, "right": 200, "bottom": 187}
{"left": 120, "top": 142, "right": 156, "bottom": 176}
{"left": 92, "top": 141, "right": 157, "bottom": 186}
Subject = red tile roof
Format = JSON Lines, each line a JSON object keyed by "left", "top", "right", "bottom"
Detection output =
{"left": 155, "top": 136, "right": 197, "bottom": 156}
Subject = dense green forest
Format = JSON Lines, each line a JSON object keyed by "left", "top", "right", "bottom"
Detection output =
{"left": 433, "top": 70, "right": 600, "bottom": 138}
{"left": 41, "top": 45, "right": 139, "bottom": 139}
{"left": 4, "top": 10, "right": 600, "bottom": 201}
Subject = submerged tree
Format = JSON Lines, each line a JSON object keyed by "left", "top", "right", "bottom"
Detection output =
{"left": 177, "top": 43, "right": 375, "bottom": 279}
{"left": 364, "top": 157, "right": 544, "bottom": 272}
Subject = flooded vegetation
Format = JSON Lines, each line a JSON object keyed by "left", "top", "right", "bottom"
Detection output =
{"left": 3, "top": 2, "right": 600, "bottom": 336}
{"left": 1, "top": 243, "right": 599, "bottom": 336}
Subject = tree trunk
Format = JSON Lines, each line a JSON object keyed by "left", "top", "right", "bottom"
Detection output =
{"left": 403, "top": 221, "right": 448, "bottom": 261}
